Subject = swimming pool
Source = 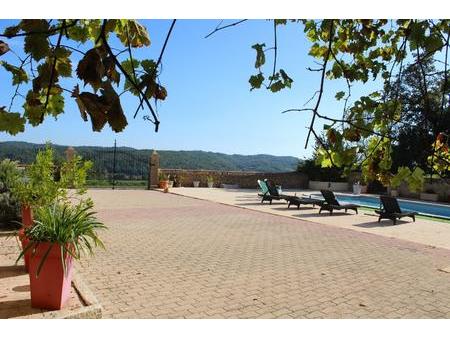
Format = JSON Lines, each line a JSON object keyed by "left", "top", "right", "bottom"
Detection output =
{"left": 311, "top": 193, "right": 450, "bottom": 220}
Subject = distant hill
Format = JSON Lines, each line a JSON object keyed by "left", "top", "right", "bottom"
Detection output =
{"left": 0, "top": 141, "right": 299, "bottom": 179}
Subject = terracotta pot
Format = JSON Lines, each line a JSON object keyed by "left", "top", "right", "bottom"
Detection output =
{"left": 21, "top": 205, "right": 33, "bottom": 228}
{"left": 28, "top": 242, "right": 74, "bottom": 310}
{"left": 18, "top": 229, "right": 30, "bottom": 272}
{"left": 159, "top": 180, "right": 169, "bottom": 189}
{"left": 20, "top": 205, "right": 33, "bottom": 272}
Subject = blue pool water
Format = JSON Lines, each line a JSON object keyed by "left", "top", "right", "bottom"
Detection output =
{"left": 311, "top": 194, "right": 450, "bottom": 220}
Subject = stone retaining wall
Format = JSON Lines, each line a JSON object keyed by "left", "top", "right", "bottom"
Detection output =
{"left": 397, "top": 180, "right": 450, "bottom": 202}
{"left": 308, "top": 181, "right": 349, "bottom": 192}
{"left": 159, "top": 169, "right": 308, "bottom": 189}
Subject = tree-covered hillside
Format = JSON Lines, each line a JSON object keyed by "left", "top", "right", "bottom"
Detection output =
{"left": 0, "top": 142, "right": 299, "bottom": 179}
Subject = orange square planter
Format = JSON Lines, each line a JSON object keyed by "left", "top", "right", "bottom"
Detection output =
{"left": 19, "top": 205, "right": 34, "bottom": 272}
{"left": 28, "top": 243, "right": 74, "bottom": 310}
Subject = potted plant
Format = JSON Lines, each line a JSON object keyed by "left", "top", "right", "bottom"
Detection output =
{"left": 352, "top": 181, "right": 362, "bottom": 195}
{"left": 168, "top": 175, "right": 174, "bottom": 188}
{"left": 207, "top": 175, "right": 214, "bottom": 188}
{"left": 17, "top": 202, "right": 105, "bottom": 310}
{"left": 158, "top": 172, "right": 169, "bottom": 189}
{"left": 193, "top": 180, "right": 200, "bottom": 188}
{"left": 11, "top": 145, "right": 93, "bottom": 271}
{"left": 174, "top": 174, "right": 184, "bottom": 188}
{"left": 11, "top": 146, "right": 60, "bottom": 270}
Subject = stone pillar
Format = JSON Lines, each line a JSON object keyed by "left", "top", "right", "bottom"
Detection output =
{"left": 148, "top": 150, "right": 160, "bottom": 189}
{"left": 65, "top": 146, "right": 75, "bottom": 161}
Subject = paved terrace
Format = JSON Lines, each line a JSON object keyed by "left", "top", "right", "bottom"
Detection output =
{"left": 75, "top": 189, "right": 450, "bottom": 318}
{"left": 174, "top": 188, "right": 450, "bottom": 251}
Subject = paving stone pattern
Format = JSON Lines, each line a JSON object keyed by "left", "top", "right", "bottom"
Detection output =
{"left": 72, "top": 190, "right": 450, "bottom": 318}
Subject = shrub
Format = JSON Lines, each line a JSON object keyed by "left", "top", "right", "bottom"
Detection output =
{"left": 297, "top": 159, "right": 347, "bottom": 182}
{"left": 0, "top": 159, "right": 21, "bottom": 229}
{"left": 10, "top": 143, "right": 93, "bottom": 209}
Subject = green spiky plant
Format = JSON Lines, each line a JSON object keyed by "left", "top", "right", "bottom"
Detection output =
{"left": 17, "top": 203, "right": 106, "bottom": 277}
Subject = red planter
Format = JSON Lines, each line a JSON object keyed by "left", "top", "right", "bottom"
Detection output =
{"left": 28, "top": 242, "right": 74, "bottom": 310}
{"left": 21, "top": 205, "right": 33, "bottom": 227}
{"left": 159, "top": 180, "right": 169, "bottom": 189}
{"left": 20, "top": 205, "right": 34, "bottom": 272}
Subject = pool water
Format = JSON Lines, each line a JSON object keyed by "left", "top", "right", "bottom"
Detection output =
{"left": 312, "top": 194, "right": 450, "bottom": 220}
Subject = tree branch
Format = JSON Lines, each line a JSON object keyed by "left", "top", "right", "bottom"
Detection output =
{"left": 267, "top": 21, "right": 278, "bottom": 88}
{"left": 304, "top": 19, "right": 334, "bottom": 149}
{"left": 42, "top": 19, "right": 66, "bottom": 123}
{"left": 134, "top": 19, "right": 176, "bottom": 118}
{"left": 99, "top": 20, "right": 160, "bottom": 131}
{"left": 204, "top": 19, "right": 248, "bottom": 39}
{"left": 0, "top": 20, "right": 78, "bottom": 39}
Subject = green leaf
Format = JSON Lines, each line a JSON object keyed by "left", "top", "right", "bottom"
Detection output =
{"left": 21, "top": 19, "right": 51, "bottom": 61}
{"left": 140, "top": 59, "right": 157, "bottom": 73}
{"left": 55, "top": 48, "right": 72, "bottom": 77}
{"left": 24, "top": 34, "right": 50, "bottom": 61}
{"left": 269, "top": 81, "right": 284, "bottom": 93}
{"left": 115, "top": 20, "right": 150, "bottom": 48}
{"left": 279, "top": 69, "right": 293, "bottom": 88}
{"left": 47, "top": 93, "right": 65, "bottom": 117}
{"left": 23, "top": 91, "right": 44, "bottom": 126}
{"left": 274, "top": 19, "right": 287, "bottom": 26}
{"left": 66, "top": 23, "right": 90, "bottom": 43}
{"left": 0, "top": 108, "right": 25, "bottom": 135}
{"left": 1, "top": 61, "right": 28, "bottom": 85}
{"left": 252, "top": 43, "right": 266, "bottom": 68}
{"left": 2, "top": 25, "right": 20, "bottom": 38}
{"left": 249, "top": 73, "right": 265, "bottom": 90}
{"left": 335, "top": 91, "right": 346, "bottom": 100}
{"left": 424, "top": 34, "right": 443, "bottom": 53}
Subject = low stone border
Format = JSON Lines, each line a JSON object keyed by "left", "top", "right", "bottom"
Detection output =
{"left": 14, "top": 272, "right": 102, "bottom": 319}
{"left": 0, "top": 230, "right": 18, "bottom": 237}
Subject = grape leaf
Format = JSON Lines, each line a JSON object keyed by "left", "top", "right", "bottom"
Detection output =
{"left": 72, "top": 88, "right": 109, "bottom": 132}
{"left": 76, "top": 48, "right": 105, "bottom": 92}
{"left": 101, "top": 81, "right": 128, "bottom": 132}
{"left": 23, "top": 91, "right": 44, "bottom": 126}
{"left": 21, "top": 20, "right": 51, "bottom": 61}
{"left": 116, "top": 20, "right": 151, "bottom": 48}
{"left": 252, "top": 43, "right": 266, "bottom": 68}
{"left": 2, "top": 25, "right": 20, "bottom": 38}
{"left": 1, "top": 61, "right": 28, "bottom": 85}
{"left": 47, "top": 93, "right": 64, "bottom": 117}
{"left": 0, "top": 40, "right": 10, "bottom": 56}
{"left": 335, "top": 91, "right": 346, "bottom": 100}
{"left": 0, "top": 107, "right": 25, "bottom": 135}
{"left": 24, "top": 34, "right": 50, "bottom": 61}
{"left": 249, "top": 73, "right": 264, "bottom": 90}
{"left": 55, "top": 48, "right": 72, "bottom": 77}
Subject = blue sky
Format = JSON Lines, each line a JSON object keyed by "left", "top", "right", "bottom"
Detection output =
{"left": 0, "top": 19, "right": 380, "bottom": 158}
